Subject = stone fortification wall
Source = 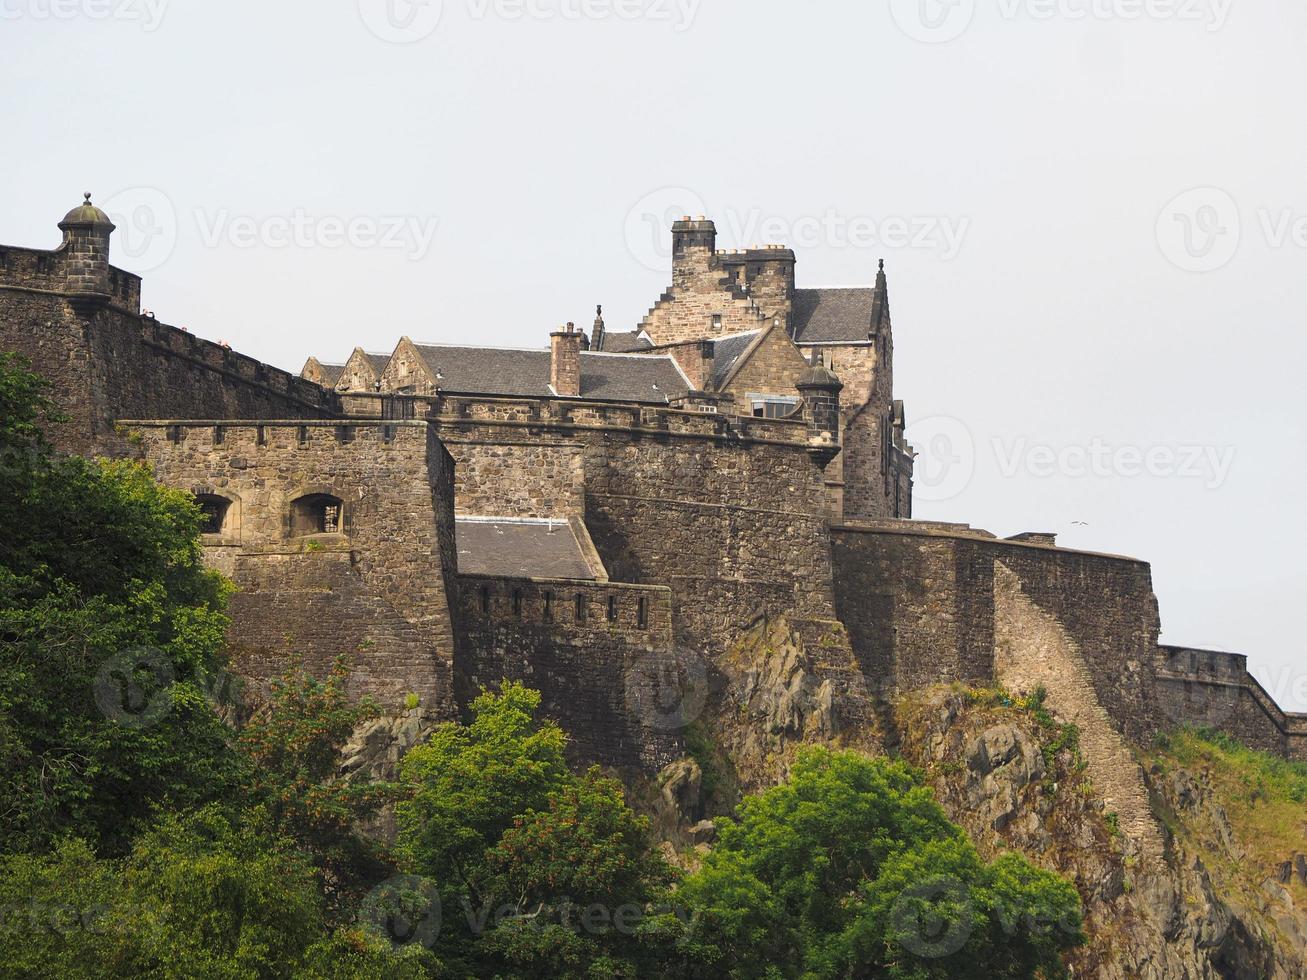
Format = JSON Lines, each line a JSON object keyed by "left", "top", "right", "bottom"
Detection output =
{"left": 455, "top": 574, "right": 680, "bottom": 770}
{"left": 0, "top": 287, "right": 337, "bottom": 456}
{"left": 831, "top": 522, "right": 1162, "bottom": 744}
{"left": 120, "top": 420, "right": 459, "bottom": 716}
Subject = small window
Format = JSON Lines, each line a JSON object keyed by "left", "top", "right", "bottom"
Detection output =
{"left": 195, "top": 494, "right": 230, "bottom": 535}
{"left": 512, "top": 590, "right": 523, "bottom": 617}
{"left": 637, "top": 597, "right": 648, "bottom": 629}
{"left": 750, "top": 396, "right": 800, "bottom": 419}
{"left": 711, "top": 313, "right": 723, "bottom": 330}
{"left": 290, "top": 493, "right": 344, "bottom": 535}
{"left": 480, "top": 586, "right": 491, "bottom": 615}
{"left": 574, "top": 593, "right": 586, "bottom": 623}
{"left": 607, "top": 595, "right": 618, "bottom": 623}
{"left": 543, "top": 591, "right": 554, "bottom": 622}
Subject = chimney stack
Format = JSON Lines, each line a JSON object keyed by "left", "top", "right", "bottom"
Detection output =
{"left": 550, "top": 322, "right": 583, "bottom": 397}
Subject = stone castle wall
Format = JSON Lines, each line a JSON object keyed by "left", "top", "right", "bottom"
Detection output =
{"left": 120, "top": 420, "right": 460, "bottom": 716}
{"left": 455, "top": 573, "right": 681, "bottom": 770}
{"left": 832, "top": 522, "right": 1163, "bottom": 744}
{"left": 0, "top": 287, "right": 336, "bottom": 456}
{"left": 1156, "top": 647, "right": 1307, "bottom": 761}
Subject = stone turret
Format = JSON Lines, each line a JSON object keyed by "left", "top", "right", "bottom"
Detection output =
{"left": 58, "top": 193, "right": 116, "bottom": 308}
{"left": 796, "top": 349, "right": 843, "bottom": 463}
{"left": 671, "top": 216, "right": 717, "bottom": 288}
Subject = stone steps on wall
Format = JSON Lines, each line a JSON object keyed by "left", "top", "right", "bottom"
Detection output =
{"left": 993, "top": 561, "right": 1165, "bottom": 865}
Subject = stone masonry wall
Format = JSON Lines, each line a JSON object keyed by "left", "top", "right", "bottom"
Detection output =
{"left": 443, "top": 436, "right": 586, "bottom": 518}
{"left": 455, "top": 574, "right": 681, "bottom": 770}
{"left": 1156, "top": 646, "right": 1307, "bottom": 761}
{"left": 832, "top": 523, "right": 1163, "bottom": 745}
{"left": 121, "top": 420, "right": 460, "bottom": 716}
{"left": 0, "top": 289, "right": 337, "bottom": 456}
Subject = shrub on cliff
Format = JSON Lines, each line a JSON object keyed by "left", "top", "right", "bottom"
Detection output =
{"left": 658, "top": 747, "right": 1085, "bottom": 979}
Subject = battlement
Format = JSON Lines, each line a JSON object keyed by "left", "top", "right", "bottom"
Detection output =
{"left": 455, "top": 572, "right": 681, "bottom": 770}
{"left": 338, "top": 390, "right": 815, "bottom": 448}
{"left": 0, "top": 243, "right": 141, "bottom": 312}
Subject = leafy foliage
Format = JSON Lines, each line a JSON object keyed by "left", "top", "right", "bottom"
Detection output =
{"left": 663, "top": 748, "right": 1085, "bottom": 979}
{"left": 239, "top": 656, "right": 397, "bottom": 913}
{"left": 0, "top": 354, "right": 239, "bottom": 855}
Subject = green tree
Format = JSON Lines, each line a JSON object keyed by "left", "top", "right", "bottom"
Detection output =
{"left": 666, "top": 748, "right": 1084, "bottom": 979}
{"left": 0, "top": 354, "right": 239, "bottom": 856}
{"left": 239, "top": 655, "right": 397, "bottom": 916}
{"left": 396, "top": 683, "right": 676, "bottom": 978}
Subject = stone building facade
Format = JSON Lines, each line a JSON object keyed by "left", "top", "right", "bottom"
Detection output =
{"left": 0, "top": 195, "right": 1302, "bottom": 775}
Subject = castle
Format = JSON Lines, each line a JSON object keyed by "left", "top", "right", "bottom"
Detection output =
{"left": 1, "top": 195, "right": 1302, "bottom": 789}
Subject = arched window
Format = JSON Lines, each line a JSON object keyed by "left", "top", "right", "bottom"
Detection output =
{"left": 195, "top": 494, "right": 231, "bottom": 536}
{"left": 290, "top": 493, "right": 344, "bottom": 536}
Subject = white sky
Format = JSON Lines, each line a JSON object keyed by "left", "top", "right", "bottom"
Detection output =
{"left": 4, "top": 1, "right": 1304, "bottom": 708}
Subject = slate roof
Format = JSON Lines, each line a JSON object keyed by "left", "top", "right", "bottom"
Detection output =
{"left": 313, "top": 362, "right": 345, "bottom": 386}
{"left": 456, "top": 518, "right": 599, "bottom": 580}
{"left": 411, "top": 344, "right": 689, "bottom": 403}
{"left": 709, "top": 330, "right": 762, "bottom": 389}
{"left": 791, "top": 288, "right": 875, "bottom": 344}
{"left": 597, "top": 330, "right": 652, "bottom": 353}
{"left": 363, "top": 352, "right": 391, "bottom": 373}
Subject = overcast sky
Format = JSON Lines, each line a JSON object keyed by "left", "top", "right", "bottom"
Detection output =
{"left": 4, "top": 1, "right": 1304, "bottom": 708}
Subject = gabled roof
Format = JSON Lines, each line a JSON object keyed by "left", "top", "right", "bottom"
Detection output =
{"left": 597, "top": 330, "right": 652, "bottom": 353}
{"left": 456, "top": 518, "right": 598, "bottom": 579}
{"left": 305, "top": 359, "right": 345, "bottom": 386}
{"left": 410, "top": 344, "right": 690, "bottom": 403}
{"left": 362, "top": 352, "right": 391, "bottom": 373}
{"left": 791, "top": 288, "right": 875, "bottom": 344}
{"left": 709, "top": 330, "right": 762, "bottom": 389}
